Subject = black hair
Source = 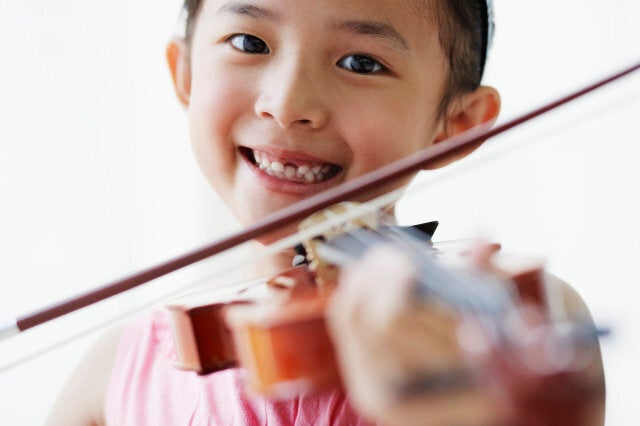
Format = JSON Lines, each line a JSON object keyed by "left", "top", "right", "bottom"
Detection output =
{"left": 429, "top": 0, "right": 492, "bottom": 116}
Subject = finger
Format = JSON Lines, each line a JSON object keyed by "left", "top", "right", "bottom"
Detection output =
{"left": 327, "top": 244, "right": 414, "bottom": 336}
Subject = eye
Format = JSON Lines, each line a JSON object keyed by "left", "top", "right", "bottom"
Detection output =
{"left": 228, "top": 34, "right": 270, "bottom": 54}
{"left": 337, "top": 54, "right": 384, "bottom": 74}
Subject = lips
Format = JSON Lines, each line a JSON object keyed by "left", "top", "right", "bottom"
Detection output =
{"left": 240, "top": 147, "right": 342, "bottom": 184}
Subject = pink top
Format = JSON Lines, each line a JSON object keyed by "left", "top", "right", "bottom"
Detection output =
{"left": 105, "top": 309, "right": 373, "bottom": 425}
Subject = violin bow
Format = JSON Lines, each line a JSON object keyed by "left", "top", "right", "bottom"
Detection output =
{"left": 1, "top": 60, "right": 638, "bottom": 342}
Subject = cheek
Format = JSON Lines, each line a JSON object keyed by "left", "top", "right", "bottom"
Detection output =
{"left": 189, "top": 68, "right": 243, "bottom": 144}
{"left": 342, "top": 95, "right": 438, "bottom": 174}
{"left": 187, "top": 66, "right": 251, "bottom": 177}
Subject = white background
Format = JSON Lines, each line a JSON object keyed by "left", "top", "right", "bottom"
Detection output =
{"left": 0, "top": 0, "right": 638, "bottom": 424}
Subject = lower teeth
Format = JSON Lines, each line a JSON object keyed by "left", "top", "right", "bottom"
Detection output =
{"left": 248, "top": 149, "right": 338, "bottom": 183}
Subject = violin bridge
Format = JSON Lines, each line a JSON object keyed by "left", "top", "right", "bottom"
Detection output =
{"left": 298, "top": 202, "right": 379, "bottom": 288}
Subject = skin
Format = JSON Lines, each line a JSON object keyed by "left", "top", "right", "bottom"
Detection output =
{"left": 47, "top": 1, "right": 604, "bottom": 425}
{"left": 46, "top": 326, "right": 122, "bottom": 425}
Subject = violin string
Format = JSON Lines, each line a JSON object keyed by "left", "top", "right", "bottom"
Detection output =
{"left": 386, "top": 221, "right": 517, "bottom": 317}
{"left": 321, "top": 212, "right": 486, "bottom": 314}
{"left": 374, "top": 224, "right": 495, "bottom": 314}
{"left": 380, "top": 228, "right": 480, "bottom": 311}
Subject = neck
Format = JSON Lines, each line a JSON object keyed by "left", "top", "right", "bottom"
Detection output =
{"left": 246, "top": 241, "right": 297, "bottom": 279}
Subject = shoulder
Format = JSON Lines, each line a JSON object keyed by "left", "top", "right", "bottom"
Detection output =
{"left": 46, "top": 325, "right": 124, "bottom": 426}
{"left": 543, "top": 272, "right": 595, "bottom": 322}
{"left": 544, "top": 272, "right": 606, "bottom": 424}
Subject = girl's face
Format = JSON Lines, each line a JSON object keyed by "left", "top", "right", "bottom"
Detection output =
{"left": 183, "top": 0, "right": 449, "bottom": 234}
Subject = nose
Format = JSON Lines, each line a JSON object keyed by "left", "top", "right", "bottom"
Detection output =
{"left": 254, "top": 60, "right": 329, "bottom": 129}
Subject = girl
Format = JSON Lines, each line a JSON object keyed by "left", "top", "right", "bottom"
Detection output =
{"left": 47, "top": 0, "right": 603, "bottom": 424}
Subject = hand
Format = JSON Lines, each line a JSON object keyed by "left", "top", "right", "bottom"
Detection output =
{"left": 326, "top": 245, "right": 510, "bottom": 426}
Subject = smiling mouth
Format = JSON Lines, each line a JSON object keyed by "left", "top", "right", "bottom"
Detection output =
{"left": 240, "top": 147, "right": 342, "bottom": 184}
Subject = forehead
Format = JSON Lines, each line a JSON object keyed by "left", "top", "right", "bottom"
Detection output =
{"left": 197, "top": 0, "right": 438, "bottom": 45}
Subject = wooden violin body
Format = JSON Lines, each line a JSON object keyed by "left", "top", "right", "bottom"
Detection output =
{"left": 166, "top": 263, "right": 342, "bottom": 396}
{"left": 226, "top": 269, "right": 340, "bottom": 397}
{"left": 165, "top": 263, "right": 338, "bottom": 388}
{"left": 165, "top": 204, "right": 604, "bottom": 424}
{"left": 165, "top": 278, "right": 280, "bottom": 374}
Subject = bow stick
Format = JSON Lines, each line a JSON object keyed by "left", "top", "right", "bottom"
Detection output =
{"left": 1, "top": 60, "right": 638, "bottom": 342}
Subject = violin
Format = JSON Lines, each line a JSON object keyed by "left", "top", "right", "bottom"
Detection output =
{"left": 165, "top": 265, "right": 319, "bottom": 375}
{"left": 165, "top": 201, "right": 604, "bottom": 425}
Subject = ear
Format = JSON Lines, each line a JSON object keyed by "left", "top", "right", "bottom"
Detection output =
{"left": 166, "top": 37, "right": 191, "bottom": 107}
{"left": 427, "top": 86, "right": 501, "bottom": 169}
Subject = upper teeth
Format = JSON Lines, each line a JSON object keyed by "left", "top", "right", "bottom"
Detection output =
{"left": 253, "top": 150, "right": 333, "bottom": 183}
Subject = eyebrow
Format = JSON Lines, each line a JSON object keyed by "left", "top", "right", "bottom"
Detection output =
{"left": 216, "top": 1, "right": 279, "bottom": 21}
{"left": 331, "top": 19, "right": 409, "bottom": 51}
{"left": 215, "top": 4, "right": 408, "bottom": 52}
